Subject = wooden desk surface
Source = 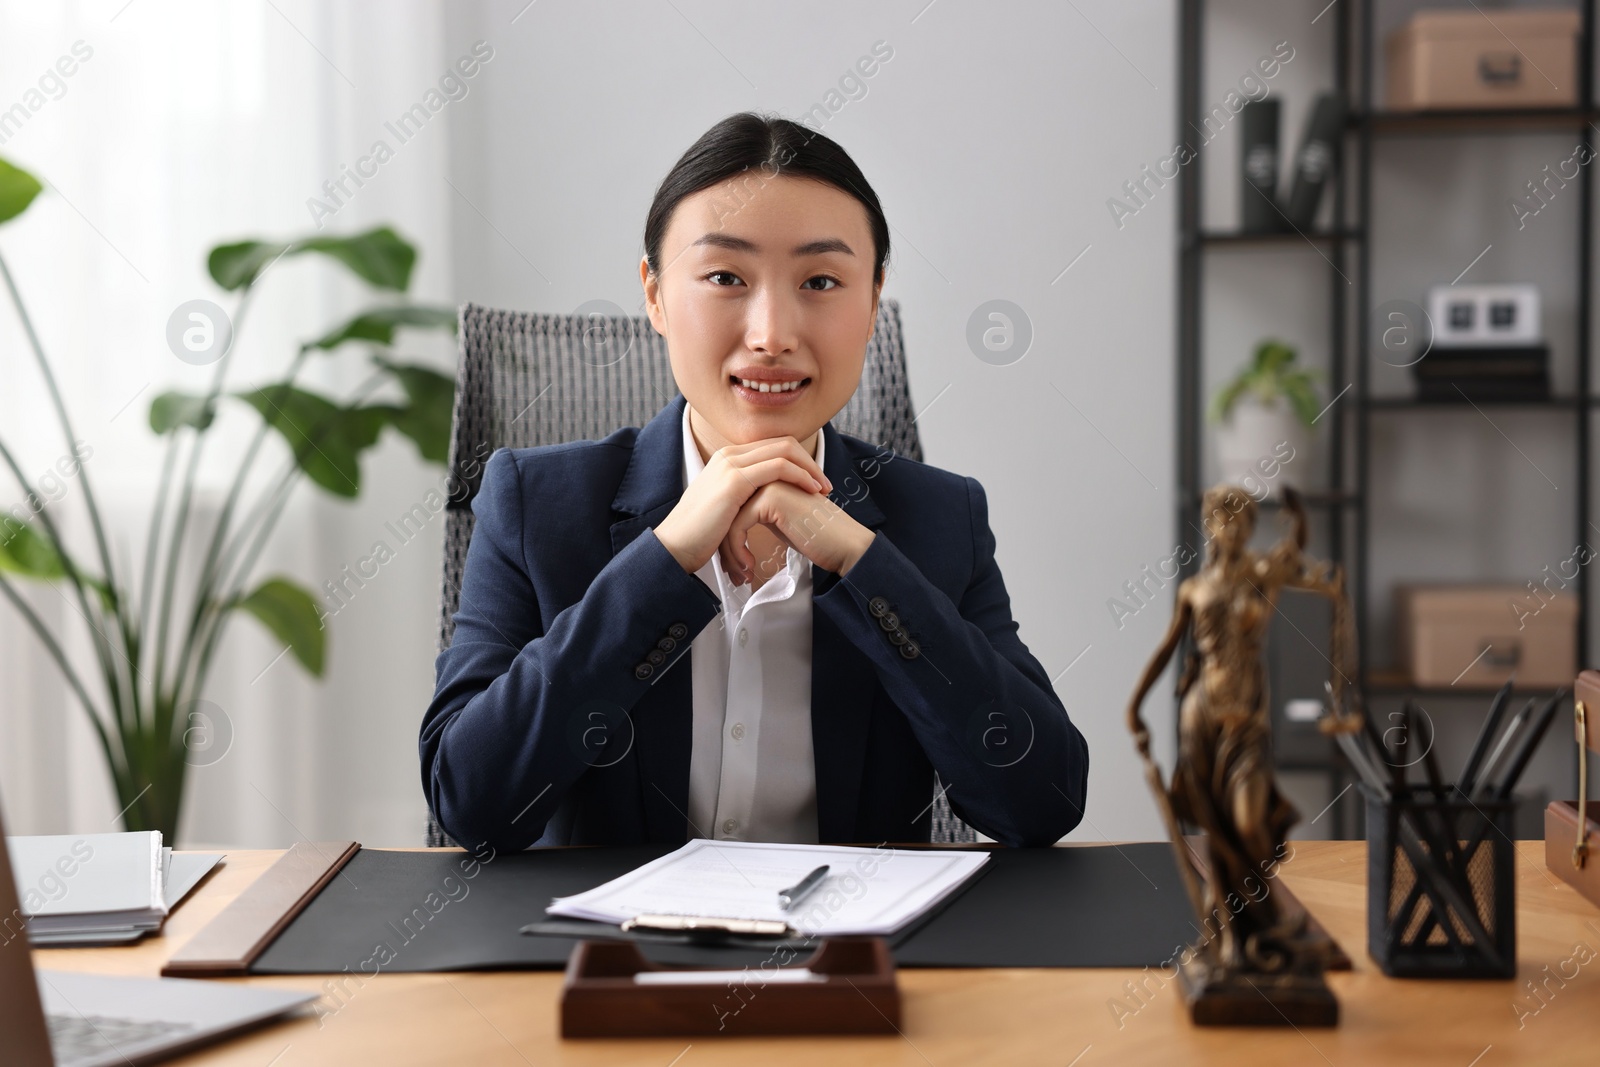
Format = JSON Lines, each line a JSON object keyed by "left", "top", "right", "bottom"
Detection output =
{"left": 34, "top": 841, "right": 1600, "bottom": 1066}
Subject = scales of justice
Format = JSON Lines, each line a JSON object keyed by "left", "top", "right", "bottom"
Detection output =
{"left": 1126, "top": 483, "right": 1362, "bottom": 1027}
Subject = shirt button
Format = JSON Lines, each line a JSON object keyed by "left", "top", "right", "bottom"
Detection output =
{"left": 730, "top": 722, "right": 745, "bottom": 740}
{"left": 737, "top": 628, "right": 749, "bottom": 648}
{"left": 722, "top": 818, "right": 738, "bottom": 834}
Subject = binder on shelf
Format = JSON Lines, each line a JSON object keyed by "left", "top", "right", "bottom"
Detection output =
{"left": 1239, "top": 98, "right": 1282, "bottom": 233}
{"left": 1283, "top": 94, "right": 1344, "bottom": 230}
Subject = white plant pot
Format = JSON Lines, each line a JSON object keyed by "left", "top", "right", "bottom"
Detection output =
{"left": 1214, "top": 396, "right": 1312, "bottom": 501}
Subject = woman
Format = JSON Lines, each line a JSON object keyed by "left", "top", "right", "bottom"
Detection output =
{"left": 421, "top": 112, "right": 1089, "bottom": 852}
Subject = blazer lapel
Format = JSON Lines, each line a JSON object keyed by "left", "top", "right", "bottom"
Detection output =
{"left": 810, "top": 425, "right": 888, "bottom": 843}
{"left": 610, "top": 395, "right": 696, "bottom": 841}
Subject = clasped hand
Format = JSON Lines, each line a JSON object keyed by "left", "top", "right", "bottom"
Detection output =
{"left": 654, "top": 436, "right": 875, "bottom": 585}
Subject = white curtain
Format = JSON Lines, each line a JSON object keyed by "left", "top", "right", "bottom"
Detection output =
{"left": 0, "top": 0, "right": 465, "bottom": 846}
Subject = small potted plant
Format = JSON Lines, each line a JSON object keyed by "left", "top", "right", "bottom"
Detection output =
{"left": 1209, "top": 339, "right": 1321, "bottom": 500}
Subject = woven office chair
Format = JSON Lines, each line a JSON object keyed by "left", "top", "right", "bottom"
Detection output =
{"left": 424, "top": 299, "right": 976, "bottom": 847}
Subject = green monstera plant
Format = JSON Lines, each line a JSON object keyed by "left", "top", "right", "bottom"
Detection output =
{"left": 0, "top": 155, "right": 455, "bottom": 839}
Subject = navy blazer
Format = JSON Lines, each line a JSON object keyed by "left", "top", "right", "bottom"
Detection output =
{"left": 421, "top": 394, "right": 1089, "bottom": 850}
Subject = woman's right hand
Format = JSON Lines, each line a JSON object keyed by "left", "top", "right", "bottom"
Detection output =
{"left": 653, "top": 437, "right": 832, "bottom": 574}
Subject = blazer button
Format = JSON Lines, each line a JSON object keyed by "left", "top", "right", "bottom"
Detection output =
{"left": 887, "top": 629, "right": 908, "bottom": 646}
{"left": 646, "top": 649, "right": 667, "bottom": 667}
{"left": 634, "top": 663, "right": 654, "bottom": 680}
{"left": 899, "top": 641, "right": 920, "bottom": 660}
{"left": 657, "top": 636, "right": 677, "bottom": 653}
{"left": 667, "top": 622, "right": 689, "bottom": 640}
{"left": 879, "top": 612, "right": 900, "bottom": 631}
{"left": 868, "top": 596, "right": 890, "bottom": 618}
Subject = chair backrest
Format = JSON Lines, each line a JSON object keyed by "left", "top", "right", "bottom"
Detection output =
{"left": 427, "top": 300, "right": 975, "bottom": 845}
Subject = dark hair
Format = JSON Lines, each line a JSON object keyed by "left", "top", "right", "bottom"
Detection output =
{"left": 643, "top": 111, "right": 890, "bottom": 287}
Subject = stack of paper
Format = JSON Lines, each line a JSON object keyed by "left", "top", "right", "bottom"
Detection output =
{"left": 546, "top": 839, "right": 990, "bottom": 936}
{"left": 4, "top": 831, "right": 222, "bottom": 946}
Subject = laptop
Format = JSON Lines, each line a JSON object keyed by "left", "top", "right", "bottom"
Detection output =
{"left": 0, "top": 794, "right": 316, "bottom": 1066}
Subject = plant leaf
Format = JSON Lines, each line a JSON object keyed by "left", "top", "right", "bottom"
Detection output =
{"left": 0, "top": 157, "right": 43, "bottom": 225}
{"left": 307, "top": 304, "right": 456, "bottom": 352}
{"left": 1284, "top": 378, "right": 1322, "bottom": 426}
{"left": 208, "top": 226, "right": 418, "bottom": 292}
{"left": 0, "top": 520, "right": 66, "bottom": 579}
{"left": 1254, "top": 339, "right": 1296, "bottom": 375}
{"left": 235, "top": 577, "right": 326, "bottom": 676}
{"left": 298, "top": 228, "right": 416, "bottom": 291}
{"left": 233, "top": 384, "right": 387, "bottom": 497}
{"left": 371, "top": 357, "right": 455, "bottom": 463}
{"left": 0, "top": 522, "right": 115, "bottom": 607}
{"left": 149, "top": 390, "right": 216, "bottom": 434}
{"left": 207, "top": 240, "right": 288, "bottom": 291}
{"left": 1208, "top": 378, "right": 1247, "bottom": 424}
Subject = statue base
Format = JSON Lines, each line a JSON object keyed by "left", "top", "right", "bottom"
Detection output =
{"left": 1177, "top": 954, "right": 1338, "bottom": 1027}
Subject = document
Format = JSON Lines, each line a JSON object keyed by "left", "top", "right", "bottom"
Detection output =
{"left": 3, "top": 833, "right": 218, "bottom": 945}
{"left": 545, "top": 839, "right": 989, "bottom": 936}
{"left": 6, "top": 831, "right": 165, "bottom": 935}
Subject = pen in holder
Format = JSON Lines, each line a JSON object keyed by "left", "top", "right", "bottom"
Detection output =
{"left": 1364, "top": 782, "right": 1517, "bottom": 979}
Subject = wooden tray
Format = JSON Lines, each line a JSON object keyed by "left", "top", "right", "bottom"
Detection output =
{"left": 560, "top": 936, "right": 900, "bottom": 1038}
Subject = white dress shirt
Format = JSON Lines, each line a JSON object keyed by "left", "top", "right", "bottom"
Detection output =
{"left": 680, "top": 402, "right": 820, "bottom": 843}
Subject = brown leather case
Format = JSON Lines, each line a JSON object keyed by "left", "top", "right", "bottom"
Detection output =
{"left": 560, "top": 937, "right": 900, "bottom": 1038}
{"left": 162, "top": 840, "right": 359, "bottom": 976}
{"left": 1544, "top": 669, "right": 1600, "bottom": 909}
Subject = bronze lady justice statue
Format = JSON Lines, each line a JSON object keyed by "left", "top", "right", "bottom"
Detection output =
{"left": 1127, "top": 484, "right": 1361, "bottom": 1024}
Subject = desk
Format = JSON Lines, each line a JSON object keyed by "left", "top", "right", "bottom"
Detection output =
{"left": 36, "top": 842, "right": 1600, "bottom": 1065}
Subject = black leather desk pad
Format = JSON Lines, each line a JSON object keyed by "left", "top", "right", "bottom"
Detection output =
{"left": 250, "top": 842, "right": 1199, "bottom": 974}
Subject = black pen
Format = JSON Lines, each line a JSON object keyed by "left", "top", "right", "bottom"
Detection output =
{"left": 778, "top": 865, "right": 829, "bottom": 910}
{"left": 1474, "top": 699, "right": 1534, "bottom": 800}
{"left": 1489, "top": 691, "right": 1565, "bottom": 801}
{"left": 1413, "top": 700, "right": 1447, "bottom": 803}
{"left": 1457, "top": 679, "right": 1515, "bottom": 798}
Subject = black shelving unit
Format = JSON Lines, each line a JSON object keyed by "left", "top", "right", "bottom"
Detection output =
{"left": 1176, "top": 0, "right": 1596, "bottom": 837}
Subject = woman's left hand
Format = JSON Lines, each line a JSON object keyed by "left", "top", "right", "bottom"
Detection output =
{"left": 721, "top": 481, "right": 876, "bottom": 584}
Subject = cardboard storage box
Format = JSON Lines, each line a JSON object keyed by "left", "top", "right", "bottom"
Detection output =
{"left": 1395, "top": 583, "right": 1577, "bottom": 687}
{"left": 1386, "top": 8, "right": 1580, "bottom": 110}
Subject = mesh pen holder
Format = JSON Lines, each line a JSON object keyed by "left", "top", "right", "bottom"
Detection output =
{"left": 1364, "top": 783, "right": 1517, "bottom": 978}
